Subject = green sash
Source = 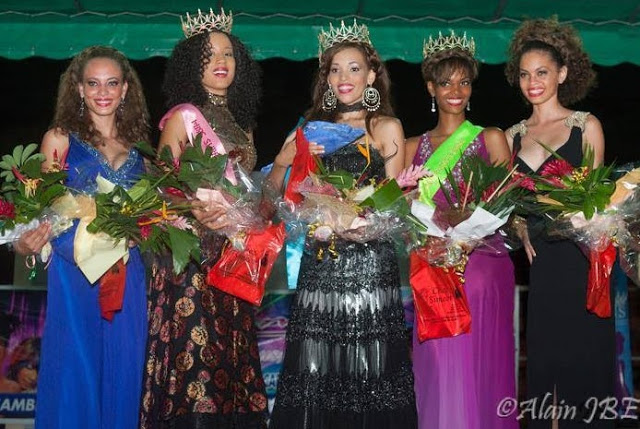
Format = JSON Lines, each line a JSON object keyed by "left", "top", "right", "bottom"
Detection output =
{"left": 418, "top": 120, "right": 484, "bottom": 206}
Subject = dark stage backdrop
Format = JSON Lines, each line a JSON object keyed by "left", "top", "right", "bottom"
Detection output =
{"left": 2, "top": 57, "right": 639, "bottom": 168}
{"left": 1, "top": 56, "right": 639, "bottom": 285}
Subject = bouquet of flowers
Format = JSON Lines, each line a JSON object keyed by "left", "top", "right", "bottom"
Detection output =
{"left": 83, "top": 174, "right": 198, "bottom": 277}
{"left": 280, "top": 127, "right": 418, "bottom": 260}
{"left": 411, "top": 155, "right": 530, "bottom": 266}
{"left": 0, "top": 144, "right": 70, "bottom": 248}
{"left": 524, "top": 147, "right": 640, "bottom": 317}
{"left": 137, "top": 133, "right": 283, "bottom": 306}
{"left": 409, "top": 154, "right": 530, "bottom": 341}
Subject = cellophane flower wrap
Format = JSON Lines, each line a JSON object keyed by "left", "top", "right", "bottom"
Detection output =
{"left": 525, "top": 147, "right": 640, "bottom": 317}
{"left": 278, "top": 124, "right": 419, "bottom": 261}
{"left": 138, "top": 133, "right": 283, "bottom": 306}
{"left": 411, "top": 155, "right": 529, "bottom": 267}
{"left": 409, "top": 154, "right": 529, "bottom": 342}
{"left": 0, "top": 144, "right": 71, "bottom": 253}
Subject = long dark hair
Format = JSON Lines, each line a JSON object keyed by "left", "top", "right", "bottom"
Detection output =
{"left": 306, "top": 42, "right": 394, "bottom": 135}
{"left": 51, "top": 46, "right": 149, "bottom": 147}
{"left": 162, "top": 30, "right": 262, "bottom": 131}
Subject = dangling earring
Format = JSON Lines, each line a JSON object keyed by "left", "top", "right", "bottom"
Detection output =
{"left": 430, "top": 96, "right": 436, "bottom": 113}
{"left": 322, "top": 86, "right": 337, "bottom": 112}
{"left": 466, "top": 101, "right": 471, "bottom": 112}
{"left": 118, "top": 97, "right": 125, "bottom": 116}
{"left": 79, "top": 97, "right": 85, "bottom": 117}
{"left": 362, "top": 85, "right": 381, "bottom": 112}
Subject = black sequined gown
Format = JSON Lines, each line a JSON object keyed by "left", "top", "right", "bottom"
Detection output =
{"left": 511, "top": 112, "right": 615, "bottom": 429}
{"left": 139, "top": 99, "right": 267, "bottom": 429}
{"left": 269, "top": 141, "right": 417, "bottom": 429}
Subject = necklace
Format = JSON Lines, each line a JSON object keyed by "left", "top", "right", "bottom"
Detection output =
{"left": 337, "top": 102, "right": 365, "bottom": 113}
{"left": 207, "top": 92, "right": 227, "bottom": 107}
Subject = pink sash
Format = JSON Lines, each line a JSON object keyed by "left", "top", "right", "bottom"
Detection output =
{"left": 160, "top": 103, "right": 237, "bottom": 185}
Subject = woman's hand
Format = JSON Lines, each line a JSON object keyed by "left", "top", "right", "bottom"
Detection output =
{"left": 13, "top": 223, "right": 52, "bottom": 256}
{"left": 513, "top": 216, "right": 536, "bottom": 263}
{"left": 192, "top": 200, "right": 230, "bottom": 231}
{"left": 273, "top": 134, "right": 325, "bottom": 169}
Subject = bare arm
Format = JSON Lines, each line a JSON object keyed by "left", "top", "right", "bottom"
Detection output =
{"left": 483, "top": 127, "right": 511, "bottom": 165}
{"left": 158, "top": 111, "right": 188, "bottom": 158}
{"left": 583, "top": 114, "right": 605, "bottom": 167}
{"left": 371, "top": 116, "right": 405, "bottom": 178}
{"left": 404, "top": 136, "right": 420, "bottom": 167}
{"left": 265, "top": 131, "right": 297, "bottom": 193}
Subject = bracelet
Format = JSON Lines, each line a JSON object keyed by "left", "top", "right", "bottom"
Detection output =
{"left": 25, "top": 255, "right": 36, "bottom": 270}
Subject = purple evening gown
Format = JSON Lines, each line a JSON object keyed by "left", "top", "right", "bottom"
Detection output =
{"left": 411, "top": 130, "right": 519, "bottom": 429}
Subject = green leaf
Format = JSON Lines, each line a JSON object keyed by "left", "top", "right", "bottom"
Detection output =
{"left": 167, "top": 225, "right": 200, "bottom": 274}
{"left": 2, "top": 155, "right": 16, "bottom": 168}
{"left": 127, "top": 179, "right": 152, "bottom": 202}
{"left": 12, "top": 146, "right": 23, "bottom": 165}
{"left": 359, "top": 179, "right": 407, "bottom": 214}
{"left": 134, "top": 141, "right": 157, "bottom": 159}
{"left": 21, "top": 143, "right": 39, "bottom": 163}
{"left": 320, "top": 169, "right": 356, "bottom": 191}
{"left": 21, "top": 158, "right": 44, "bottom": 178}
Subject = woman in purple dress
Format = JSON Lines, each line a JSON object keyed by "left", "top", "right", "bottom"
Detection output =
{"left": 405, "top": 32, "right": 518, "bottom": 429}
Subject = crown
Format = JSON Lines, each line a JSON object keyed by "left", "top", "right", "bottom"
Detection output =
{"left": 423, "top": 30, "right": 476, "bottom": 59}
{"left": 318, "top": 19, "right": 372, "bottom": 57}
{"left": 181, "top": 8, "right": 233, "bottom": 38}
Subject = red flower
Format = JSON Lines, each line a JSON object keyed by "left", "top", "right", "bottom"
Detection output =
{"left": 139, "top": 224, "right": 152, "bottom": 240}
{"left": 540, "top": 159, "right": 574, "bottom": 177}
{"left": 457, "top": 181, "right": 474, "bottom": 203}
{"left": 481, "top": 182, "right": 499, "bottom": 202}
{"left": 137, "top": 217, "right": 152, "bottom": 240}
{"left": 512, "top": 172, "right": 536, "bottom": 191}
{"left": 0, "top": 200, "right": 15, "bottom": 219}
{"left": 541, "top": 176, "right": 568, "bottom": 189}
{"left": 164, "top": 187, "right": 186, "bottom": 199}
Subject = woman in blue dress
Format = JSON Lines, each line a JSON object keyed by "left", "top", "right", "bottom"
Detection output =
{"left": 15, "top": 45, "right": 150, "bottom": 428}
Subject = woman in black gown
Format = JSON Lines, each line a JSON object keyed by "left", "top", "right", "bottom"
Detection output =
{"left": 505, "top": 18, "right": 614, "bottom": 429}
{"left": 266, "top": 20, "right": 416, "bottom": 429}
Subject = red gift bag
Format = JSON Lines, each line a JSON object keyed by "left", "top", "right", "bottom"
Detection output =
{"left": 586, "top": 242, "right": 616, "bottom": 318}
{"left": 409, "top": 250, "right": 471, "bottom": 342}
{"left": 207, "top": 223, "right": 285, "bottom": 306}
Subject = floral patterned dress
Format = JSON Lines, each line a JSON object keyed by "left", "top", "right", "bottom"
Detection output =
{"left": 139, "top": 99, "right": 267, "bottom": 429}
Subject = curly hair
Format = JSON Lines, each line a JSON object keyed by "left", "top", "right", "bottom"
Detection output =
{"left": 421, "top": 47, "right": 478, "bottom": 84}
{"left": 505, "top": 18, "right": 596, "bottom": 106}
{"left": 162, "top": 30, "right": 262, "bottom": 131}
{"left": 51, "top": 46, "right": 150, "bottom": 147}
{"left": 306, "top": 42, "right": 394, "bottom": 135}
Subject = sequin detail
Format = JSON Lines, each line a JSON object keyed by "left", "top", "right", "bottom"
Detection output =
{"left": 270, "top": 123, "right": 416, "bottom": 428}
{"left": 275, "top": 364, "right": 415, "bottom": 412}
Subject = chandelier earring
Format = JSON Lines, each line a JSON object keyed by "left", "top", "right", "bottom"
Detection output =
{"left": 79, "top": 97, "right": 85, "bottom": 117}
{"left": 322, "top": 85, "right": 337, "bottom": 112}
{"left": 362, "top": 85, "right": 380, "bottom": 112}
{"left": 431, "top": 96, "right": 436, "bottom": 113}
{"left": 466, "top": 101, "right": 471, "bottom": 112}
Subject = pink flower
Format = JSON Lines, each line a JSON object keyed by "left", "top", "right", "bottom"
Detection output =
{"left": 540, "top": 159, "right": 574, "bottom": 177}
{"left": 512, "top": 172, "right": 536, "bottom": 191}
{"left": 170, "top": 216, "right": 193, "bottom": 230}
{"left": 0, "top": 200, "right": 15, "bottom": 219}
{"left": 139, "top": 224, "right": 152, "bottom": 240}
